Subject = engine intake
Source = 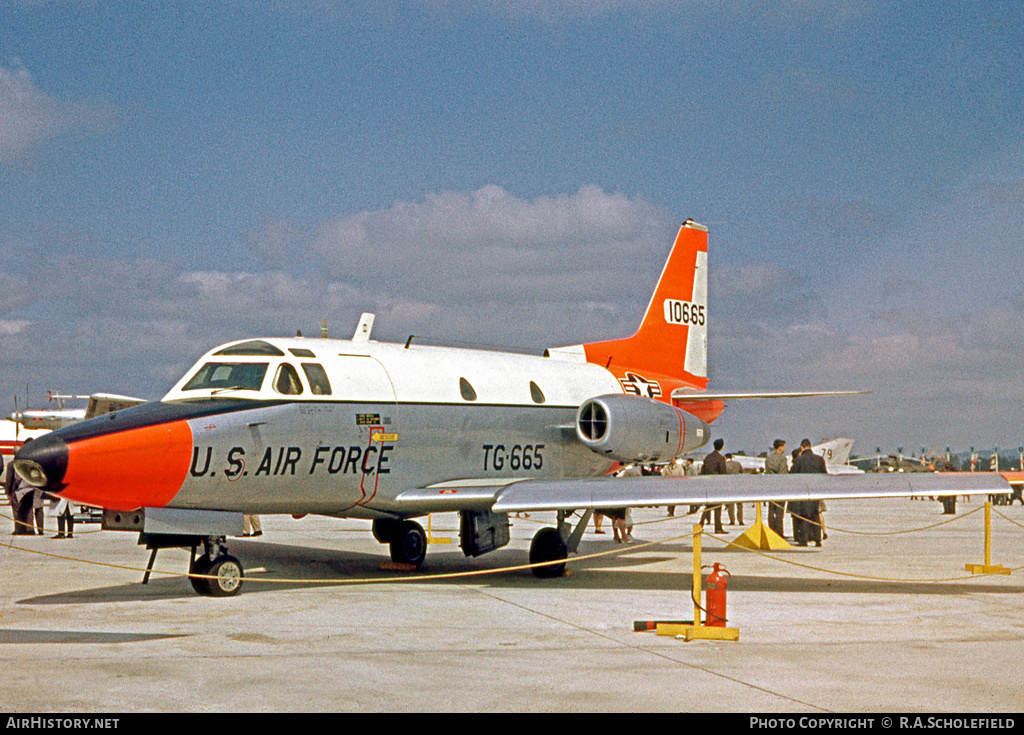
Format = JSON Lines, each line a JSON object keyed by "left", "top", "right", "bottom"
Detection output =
{"left": 576, "top": 394, "right": 709, "bottom": 463}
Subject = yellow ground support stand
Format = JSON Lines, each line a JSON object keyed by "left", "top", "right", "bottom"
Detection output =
{"left": 965, "top": 502, "right": 1010, "bottom": 575}
{"left": 657, "top": 524, "right": 739, "bottom": 641}
{"left": 728, "top": 502, "right": 791, "bottom": 551}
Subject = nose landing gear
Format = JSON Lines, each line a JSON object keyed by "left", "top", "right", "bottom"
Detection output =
{"left": 189, "top": 538, "right": 244, "bottom": 597}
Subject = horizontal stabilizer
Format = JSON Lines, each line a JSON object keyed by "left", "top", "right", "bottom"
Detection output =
{"left": 672, "top": 389, "right": 870, "bottom": 401}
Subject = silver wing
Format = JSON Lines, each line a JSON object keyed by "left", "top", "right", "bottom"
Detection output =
{"left": 396, "top": 472, "right": 1008, "bottom": 514}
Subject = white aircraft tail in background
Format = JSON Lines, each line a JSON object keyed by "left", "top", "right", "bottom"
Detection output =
{"left": 732, "top": 438, "right": 863, "bottom": 475}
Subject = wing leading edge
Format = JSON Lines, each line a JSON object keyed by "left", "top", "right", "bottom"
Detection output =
{"left": 489, "top": 473, "right": 1009, "bottom": 513}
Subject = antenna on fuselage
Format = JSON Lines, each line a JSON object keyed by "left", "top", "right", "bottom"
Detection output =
{"left": 352, "top": 313, "right": 375, "bottom": 343}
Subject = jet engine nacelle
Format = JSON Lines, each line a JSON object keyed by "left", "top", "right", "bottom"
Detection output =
{"left": 575, "top": 394, "right": 709, "bottom": 463}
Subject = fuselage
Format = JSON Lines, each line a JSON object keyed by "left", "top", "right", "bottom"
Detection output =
{"left": 18, "top": 335, "right": 647, "bottom": 518}
{"left": 15, "top": 220, "right": 719, "bottom": 522}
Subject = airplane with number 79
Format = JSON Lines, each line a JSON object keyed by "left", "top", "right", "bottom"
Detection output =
{"left": 13, "top": 219, "right": 1007, "bottom": 596}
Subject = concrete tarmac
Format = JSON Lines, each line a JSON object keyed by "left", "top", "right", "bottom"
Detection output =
{"left": 2, "top": 495, "right": 1023, "bottom": 713}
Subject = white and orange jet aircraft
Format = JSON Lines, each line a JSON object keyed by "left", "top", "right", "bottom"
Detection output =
{"left": 13, "top": 220, "right": 1006, "bottom": 595}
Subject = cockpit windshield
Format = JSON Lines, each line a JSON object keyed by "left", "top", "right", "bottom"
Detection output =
{"left": 182, "top": 362, "right": 269, "bottom": 392}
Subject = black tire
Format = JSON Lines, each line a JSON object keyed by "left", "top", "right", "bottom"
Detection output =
{"left": 205, "top": 554, "right": 244, "bottom": 597}
{"left": 372, "top": 518, "right": 401, "bottom": 544}
{"left": 389, "top": 521, "right": 427, "bottom": 567}
{"left": 189, "top": 555, "right": 212, "bottom": 596}
{"left": 530, "top": 527, "right": 567, "bottom": 578}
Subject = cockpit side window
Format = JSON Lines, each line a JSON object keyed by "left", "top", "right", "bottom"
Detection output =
{"left": 182, "top": 362, "right": 269, "bottom": 392}
{"left": 302, "top": 363, "right": 332, "bottom": 395}
{"left": 274, "top": 363, "right": 304, "bottom": 395}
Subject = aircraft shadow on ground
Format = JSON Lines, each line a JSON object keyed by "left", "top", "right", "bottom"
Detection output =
{"left": 17, "top": 536, "right": 1024, "bottom": 605}
{"left": 0, "top": 629, "right": 186, "bottom": 644}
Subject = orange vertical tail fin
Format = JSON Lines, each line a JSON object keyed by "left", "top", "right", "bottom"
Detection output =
{"left": 582, "top": 219, "right": 708, "bottom": 397}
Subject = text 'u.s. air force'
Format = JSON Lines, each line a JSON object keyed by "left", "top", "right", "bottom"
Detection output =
{"left": 189, "top": 444, "right": 394, "bottom": 479}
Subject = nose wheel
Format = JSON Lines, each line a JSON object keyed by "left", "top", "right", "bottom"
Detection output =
{"left": 189, "top": 538, "right": 244, "bottom": 596}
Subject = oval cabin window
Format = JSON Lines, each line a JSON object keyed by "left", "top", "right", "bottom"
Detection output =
{"left": 530, "top": 381, "right": 545, "bottom": 404}
{"left": 459, "top": 378, "right": 477, "bottom": 401}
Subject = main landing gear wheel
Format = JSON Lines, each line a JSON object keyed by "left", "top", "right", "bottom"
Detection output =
{"left": 530, "top": 527, "right": 568, "bottom": 578}
{"left": 190, "top": 554, "right": 244, "bottom": 597}
{"left": 372, "top": 518, "right": 401, "bottom": 544}
{"left": 389, "top": 520, "right": 427, "bottom": 568}
{"left": 189, "top": 555, "right": 212, "bottom": 595}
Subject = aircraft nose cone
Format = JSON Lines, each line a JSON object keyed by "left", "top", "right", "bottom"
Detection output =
{"left": 13, "top": 434, "right": 69, "bottom": 492}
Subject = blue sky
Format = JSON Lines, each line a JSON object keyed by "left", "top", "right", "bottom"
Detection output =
{"left": 2, "top": 0, "right": 1023, "bottom": 457}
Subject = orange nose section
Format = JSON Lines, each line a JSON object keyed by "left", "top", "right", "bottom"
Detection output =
{"left": 63, "top": 421, "right": 193, "bottom": 510}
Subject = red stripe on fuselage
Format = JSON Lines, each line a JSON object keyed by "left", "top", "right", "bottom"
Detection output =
{"left": 62, "top": 421, "right": 193, "bottom": 511}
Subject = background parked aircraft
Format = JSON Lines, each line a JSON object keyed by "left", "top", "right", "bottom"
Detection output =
{"left": 731, "top": 438, "right": 863, "bottom": 475}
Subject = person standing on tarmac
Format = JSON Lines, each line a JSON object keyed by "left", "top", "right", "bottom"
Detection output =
{"left": 5, "top": 440, "right": 37, "bottom": 535}
{"left": 53, "top": 496, "right": 76, "bottom": 539}
{"left": 725, "top": 453, "right": 744, "bottom": 525}
{"left": 790, "top": 438, "right": 827, "bottom": 546}
{"left": 764, "top": 439, "right": 788, "bottom": 537}
{"left": 610, "top": 463, "right": 640, "bottom": 543}
{"left": 700, "top": 439, "right": 727, "bottom": 534}
{"left": 662, "top": 458, "right": 685, "bottom": 516}
{"left": 0, "top": 450, "right": 10, "bottom": 535}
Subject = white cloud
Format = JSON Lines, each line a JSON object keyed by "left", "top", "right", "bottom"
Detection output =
{"left": 0, "top": 319, "right": 30, "bottom": 335}
{"left": 315, "top": 185, "right": 670, "bottom": 313}
{"left": 0, "top": 61, "right": 112, "bottom": 162}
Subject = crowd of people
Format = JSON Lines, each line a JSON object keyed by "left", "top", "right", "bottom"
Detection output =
{"left": 595, "top": 436, "right": 831, "bottom": 547}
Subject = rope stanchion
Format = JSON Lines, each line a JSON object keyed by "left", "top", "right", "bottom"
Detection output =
{"left": 965, "top": 501, "right": 1011, "bottom": 575}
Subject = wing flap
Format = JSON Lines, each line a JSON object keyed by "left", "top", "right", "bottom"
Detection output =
{"left": 491, "top": 473, "right": 1008, "bottom": 513}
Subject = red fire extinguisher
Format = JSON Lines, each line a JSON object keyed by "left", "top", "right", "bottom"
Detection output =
{"left": 704, "top": 562, "right": 731, "bottom": 627}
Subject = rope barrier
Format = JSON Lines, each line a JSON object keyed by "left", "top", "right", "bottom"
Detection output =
{"left": 3, "top": 502, "right": 1022, "bottom": 588}
{"left": 992, "top": 505, "right": 1024, "bottom": 531}
{"left": 696, "top": 529, "right": 1024, "bottom": 583}
{"left": 0, "top": 507, "right": 104, "bottom": 536}
{"left": 0, "top": 526, "right": 693, "bottom": 586}
{"left": 813, "top": 504, "right": 984, "bottom": 536}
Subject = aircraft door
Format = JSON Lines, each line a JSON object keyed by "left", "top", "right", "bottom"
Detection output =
{"left": 329, "top": 355, "right": 400, "bottom": 511}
